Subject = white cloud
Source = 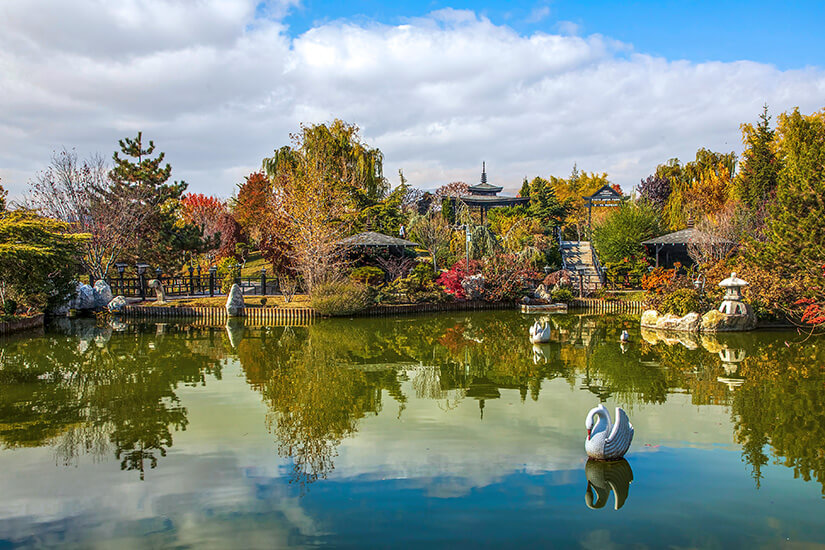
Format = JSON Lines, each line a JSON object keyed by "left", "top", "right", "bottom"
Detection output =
{"left": 526, "top": 5, "right": 551, "bottom": 24}
{"left": 0, "top": 1, "right": 824, "bottom": 200}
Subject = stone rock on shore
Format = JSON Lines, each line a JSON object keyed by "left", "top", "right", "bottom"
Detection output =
{"left": 226, "top": 284, "right": 245, "bottom": 316}
{"left": 640, "top": 309, "right": 701, "bottom": 332}
{"left": 72, "top": 283, "right": 97, "bottom": 310}
{"left": 108, "top": 295, "right": 127, "bottom": 312}
{"left": 701, "top": 309, "right": 756, "bottom": 332}
{"left": 94, "top": 280, "right": 113, "bottom": 308}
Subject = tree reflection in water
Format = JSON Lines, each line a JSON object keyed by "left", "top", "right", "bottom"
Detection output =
{"left": 2, "top": 313, "right": 825, "bottom": 496}
{"left": 0, "top": 319, "right": 224, "bottom": 479}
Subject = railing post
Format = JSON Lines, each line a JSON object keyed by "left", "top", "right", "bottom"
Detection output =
{"left": 260, "top": 269, "right": 267, "bottom": 296}
{"left": 188, "top": 266, "right": 195, "bottom": 296}
{"left": 209, "top": 267, "right": 216, "bottom": 297}
{"left": 139, "top": 273, "right": 146, "bottom": 301}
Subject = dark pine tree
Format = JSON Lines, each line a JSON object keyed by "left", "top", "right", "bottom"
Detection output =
{"left": 737, "top": 105, "right": 780, "bottom": 211}
{"left": 109, "top": 132, "right": 204, "bottom": 269}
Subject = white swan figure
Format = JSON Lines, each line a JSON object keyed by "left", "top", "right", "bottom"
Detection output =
{"left": 620, "top": 330, "right": 630, "bottom": 343}
{"left": 529, "top": 320, "right": 551, "bottom": 343}
{"left": 585, "top": 404, "right": 634, "bottom": 460}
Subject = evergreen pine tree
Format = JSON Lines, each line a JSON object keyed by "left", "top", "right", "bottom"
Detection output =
{"left": 519, "top": 177, "right": 530, "bottom": 198}
{"left": 737, "top": 105, "right": 779, "bottom": 210}
{"left": 109, "top": 133, "right": 203, "bottom": 268}
{"left": 759, "top": 108, "right": 825, "bottom": 276}
{"left": 528, "top": 177, "right": 565, "bottom": 227}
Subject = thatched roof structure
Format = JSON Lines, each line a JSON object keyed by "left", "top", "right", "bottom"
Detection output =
{"left": 338, "top": 231, "right": 418, "bottom": 248}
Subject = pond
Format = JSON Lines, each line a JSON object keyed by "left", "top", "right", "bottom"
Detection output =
{"left": 0, "top": 312, "right": 824, "bottom": 548}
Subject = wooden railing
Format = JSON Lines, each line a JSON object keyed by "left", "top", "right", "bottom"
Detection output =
{"left": 569, "top": 298, "right": 644, "bottom": 314}
{"left": 120, "top": 306, "right": 315, "bottom": 325}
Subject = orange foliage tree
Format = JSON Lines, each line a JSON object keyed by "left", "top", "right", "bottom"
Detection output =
{"left": 180, "top": 193, "right": 226, "bottom": 242}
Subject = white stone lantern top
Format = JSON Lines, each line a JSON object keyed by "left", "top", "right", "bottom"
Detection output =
{"left": 718, "top": 272, "right": 748, "bottom": 289}
{"left": 718, "top": 272, "right": 750, "bottom": 314}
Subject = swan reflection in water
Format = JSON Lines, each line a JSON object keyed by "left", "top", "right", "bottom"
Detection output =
{"left": 585, "top": 458, "right": 634, "bottom": 510}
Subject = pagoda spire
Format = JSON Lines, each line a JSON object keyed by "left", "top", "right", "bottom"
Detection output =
{"left": 481, "top": 161, "right": 487, "bottom": 185}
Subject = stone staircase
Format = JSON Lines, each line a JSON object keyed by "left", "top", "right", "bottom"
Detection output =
{"left": 560, "top": 241, "right": 604, "bottom": 296}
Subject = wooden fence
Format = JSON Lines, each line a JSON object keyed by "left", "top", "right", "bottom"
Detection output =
{"left": 118, "top": 298, "right": 643, "bottom": 325}
{"left": 120, "top": 306, "right": 315, "bottom": 325}
{"left": 569, "top": 298, "right": 645, "bottom": 314}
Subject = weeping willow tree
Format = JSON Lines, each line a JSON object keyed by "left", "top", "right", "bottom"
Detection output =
{"left": 262, "top": 120, "right": 389, "bottom": 207}
{"left": 657, "top": 149, "right": 737, "bottom": 230}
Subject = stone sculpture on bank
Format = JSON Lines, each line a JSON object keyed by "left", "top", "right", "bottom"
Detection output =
{"left": 641, "top": 272, "right": 756, "bottom": 333}
{"left": 147, "top": 279, "right": 167, "bottom": 304}
{"left": 226, "top": 284, "right": 245, "bottom": 316}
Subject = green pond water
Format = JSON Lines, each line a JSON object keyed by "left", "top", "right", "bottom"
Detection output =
{"left": 0, "top": 311, "right": 824, "bottom": 548}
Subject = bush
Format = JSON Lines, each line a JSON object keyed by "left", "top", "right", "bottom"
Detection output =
{"left": 349, "top": 266, "right": 385, "bottom": 286}
{"left": 311, "top": 280, "right": 371, "bottom": 316}
{"left": 657, "top": 288, "right": 708, "bottom": 316}
{"left": 408, "top": 262, "right": 436, "bottom": 289}
{"left": 3, "top": 299, "right": 17, "bottom": 315}
{"left": 551, "top": 288, "right": 575, "bottom": 303}
{"left": 216, "top": 257, "right": 240, "bottom": 293}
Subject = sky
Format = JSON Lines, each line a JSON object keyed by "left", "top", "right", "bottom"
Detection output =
{"left": 1, "top": 0, "right": 823, "bottom": 200}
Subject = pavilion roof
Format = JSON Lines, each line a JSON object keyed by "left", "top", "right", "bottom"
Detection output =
{"left": 338, "top": 231, "right": 419, "bottom": 248}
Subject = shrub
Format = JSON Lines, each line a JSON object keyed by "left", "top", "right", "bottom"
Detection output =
{"left": 604, "top": 256, "right": 650, "bottom": 289}
{"left": 350, "top": 266, "right": 385, "bottom": 286}
{"left": 216, "top": 257, "right": 240, "bottom": 293}
{"left": 311, "top": 280, "right": 371, "bottom": 316}
{"left": 408, "top": 262, "right": 436, "bottom": 289}
{"left": 480, "top": 253, "right": 540, "bottom": 302}
{"left": 657, "top": 288, "right": 708, "bottom": 316}
{"left": 435, "top": 260, "right": 482, "bottom": 300}
{"left": 551, "top": 288, "right": 574, "bottom": 303}
{"left": 3, "top": 299, "right": 17, "bottom": 315}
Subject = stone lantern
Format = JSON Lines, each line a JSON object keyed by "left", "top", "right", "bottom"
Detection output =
{"left": 718, "top": 272, "right": 750, "bottom": 316}
{"left": 718, "top": 347, "right": 747, "bottom": 375}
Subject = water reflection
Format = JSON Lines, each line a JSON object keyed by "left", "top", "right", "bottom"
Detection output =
{"left": 585, "top": 459, "right": 633, "bottom": 510}
{"left": 0, "top": 319, "right": 224, "bottom": 479}
{"left": 2, "top": 312, "right": 825, "bottom": 499}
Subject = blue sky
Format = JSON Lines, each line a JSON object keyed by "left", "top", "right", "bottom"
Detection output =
{"left": 283, "top": 0, "right": 824, "bottom": 70}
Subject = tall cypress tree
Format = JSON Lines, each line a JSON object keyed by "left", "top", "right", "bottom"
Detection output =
{"left": 109, "top": 133, "right": 203, "bottom": 268}
{"left": 737, "top": 105, "right": 779, "bottom": 210}
{"left": 759, "top": 108, "right": 825, "bottom": 276}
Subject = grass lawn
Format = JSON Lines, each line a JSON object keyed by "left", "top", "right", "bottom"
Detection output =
{"left": 240, "top": 252, "right": 269, "bottom": 277}
{"left": 604, "top": 290, "right": 645, "bottom": 301}
{"left": 143, "top": 294, "right": 311, "bottom": 308}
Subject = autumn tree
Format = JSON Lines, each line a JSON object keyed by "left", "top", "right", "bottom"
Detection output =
{"left": 232, "top": 171, "right": 272, "bottom": 244}
{"left": 28, "top": 149, "right": 150, "bottom": 279}
{"left": 109, "top": 133, "right": 204, "bottom": 269}
{"left": 215, "top": 213, "right": 247, "bottom": 261}
{"left": 180, "top": 193, "right": 226, "bottom": 242}
{"left": 637, "top": 173, "right": 671, "bottom": 210}
{"left": 261, "top": 126, "right": 363, "bottom": 288}
{"left": 0, "top": 179, "right": 6, "bottom": 212}
{"left": 263, "top": 120, "right": 388, "bottom": 208}
{"left": 736, "top": 105, "right": 780, "bottom": 211}
{"left": 552, "top": 168, "right": 610, "bottom": 240}
{"left": 434, "top": 181, "right": 469, "bottom": 224}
